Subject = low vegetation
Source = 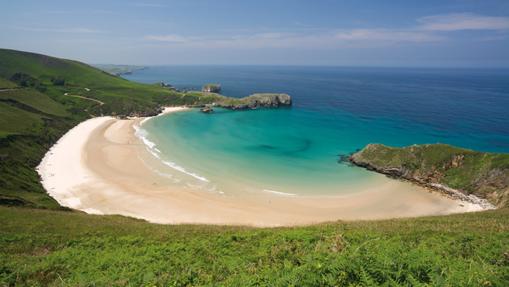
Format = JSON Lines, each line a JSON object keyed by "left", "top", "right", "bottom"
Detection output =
{"left": 1, "top": 206, "right": 508, "bottom": 286}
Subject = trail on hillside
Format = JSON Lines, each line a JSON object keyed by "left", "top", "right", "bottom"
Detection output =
{"left": 0, "top": 88, "right": 19, "bottom": 92}
{"left": 64, "top": 92, "right": 105, "bottom": 106}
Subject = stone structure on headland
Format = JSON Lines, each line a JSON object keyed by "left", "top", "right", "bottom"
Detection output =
{"left": 202, "top": 84, "right": 221, "bottom": 93}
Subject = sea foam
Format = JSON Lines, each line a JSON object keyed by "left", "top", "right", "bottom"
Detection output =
{"left": 263, "top": 189, "right": 296, "bottom": 196}
{"left": 134, "top": 123, "right": 210, "bottom": 182}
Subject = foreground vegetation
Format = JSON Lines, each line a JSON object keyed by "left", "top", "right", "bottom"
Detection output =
{"left": 1, "top": 206, "right": 508, "bottom": 286}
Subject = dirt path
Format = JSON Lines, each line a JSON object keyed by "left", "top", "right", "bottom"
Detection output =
{"left": 64, "top": 92, "right": 104, "bottom": 106}
{"left": 0, "top": 88, "right": 105, "bottom": 106}
{"left": 0, "top": 88, "right": 18, "bottom": 92}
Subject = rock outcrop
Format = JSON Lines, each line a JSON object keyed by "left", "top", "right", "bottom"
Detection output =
{"left": 349, "top": 143, "right": 509, "bottom": 208}
{"left": 200, "top": 106, "right": 213, "bottom": 113}
{"left": 202, "top": 84, "right": 221, "bottom": 93}
{"left": 218, "top": 93, "right": 292, "bottom": 110}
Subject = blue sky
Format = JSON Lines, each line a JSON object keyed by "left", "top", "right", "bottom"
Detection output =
{"left": 1, "top": 0, "right": 509, "bottom": 67}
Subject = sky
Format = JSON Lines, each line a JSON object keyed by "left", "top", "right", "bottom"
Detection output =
{"left": 1, "top": 0, "right": 509, "bottom": 67}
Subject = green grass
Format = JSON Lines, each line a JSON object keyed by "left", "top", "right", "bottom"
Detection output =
{"left": 0, "top": 77, "right": 17, "bottom": 89}
{"left": 1, "top": 206, "right": 508, "bottom": 286}
{"left": 0, "top": 88, "right": 68, "bottom": 117}
{"left": 0, "top": 102, "right": 44, "bottom": 138}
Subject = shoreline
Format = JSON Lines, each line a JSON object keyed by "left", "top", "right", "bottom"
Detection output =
{"left": 37, "top": 107, "right": 490, "bottom": 227}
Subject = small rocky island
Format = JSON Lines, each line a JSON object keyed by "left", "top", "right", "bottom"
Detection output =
{"left": 200, "top": 106, "right": 214, "bottom": 113}
{"left": 194, "top": 83, "right": 291, "bottom": 112}
{"left": 349, "top": 143, "right": 509, "bottom": 208}
{"left": 218, "top": 93, "right": 292, "bottom": 110}
{"left": 198, "top": 93, "right": 292, "bottom": 112}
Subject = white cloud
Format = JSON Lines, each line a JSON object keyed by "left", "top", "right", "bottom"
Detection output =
{"left": 334, "top": 29, "right": 442, "bottom": 43}
{"left": 144, "top": 29, "right": 440, "bottom": 49}
{"left": 143, "top": 13, "right": 509, "bottom": 49}
{"left": 144, "top": 34, "right": 190, "bottom": 43}
{"left": 418, "top": 13, "right": 509, "bottom": 31}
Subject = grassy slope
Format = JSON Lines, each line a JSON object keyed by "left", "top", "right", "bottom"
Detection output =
{"left": 351, "top": 144, "right": 509, "bottom": 207}
{"left": 0, "top": 48, "right": 222, "bottom": 208}
{"left": 1, "top": 206, "right": 508, "bottom": 286}
{"left": 0, "top": 88, "right": 69, "bottom": 117}
{"left": 0, "top": 77, "right": 17, "bottom": 89}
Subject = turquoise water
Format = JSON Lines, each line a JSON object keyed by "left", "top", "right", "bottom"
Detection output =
{"left": 128, "top": 66, "right": 509, "bottom": 195}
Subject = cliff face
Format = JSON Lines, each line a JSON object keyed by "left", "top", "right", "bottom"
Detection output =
{"left": 349, "top": 144, "right": 509, "bottom": 208}
{"left": 218, "top": 93, "right": 292, "bottom": 110}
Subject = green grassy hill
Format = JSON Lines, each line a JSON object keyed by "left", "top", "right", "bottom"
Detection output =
{"left": 0, "top": 48, "right": 223, "bottom": 208}
{"left": 0, "top": 77, "right": 17, "bottom": 89}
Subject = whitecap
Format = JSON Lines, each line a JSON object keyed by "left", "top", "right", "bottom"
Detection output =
{"left": 263, "top": 189, "right": 296, "bottom": 196}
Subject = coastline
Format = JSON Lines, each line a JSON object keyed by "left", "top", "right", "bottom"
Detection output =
{"left": 37, "top": 107, "right": 490, "bottom": 227}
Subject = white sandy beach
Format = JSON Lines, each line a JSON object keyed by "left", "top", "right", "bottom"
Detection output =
{"left": 37, "top": 107, "right": 487, "bottom": 227}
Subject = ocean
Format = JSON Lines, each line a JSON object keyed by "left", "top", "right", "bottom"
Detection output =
{"left": 124, "top": 66, "right": 509, "bottom": 196}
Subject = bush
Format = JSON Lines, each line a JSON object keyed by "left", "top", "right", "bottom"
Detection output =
{"left": 51, "top": 77, "right": 65, "bottom": 86}
{"left": 10, "top": 73, "right": 37, "bottom": 87}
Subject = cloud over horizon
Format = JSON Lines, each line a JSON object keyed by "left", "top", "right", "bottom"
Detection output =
{"left": 418, "top": 13, "right": 509, "bottom": 31}
{"left": 2, "top": 1, "right": 509, "bottom": 67}
{"left": 143, "top": 13, "right": 509, "bottom": 49}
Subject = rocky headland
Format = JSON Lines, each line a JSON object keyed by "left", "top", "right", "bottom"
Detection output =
{"left": 217, "top": 93, "right": 292, "bottom": 110}
{"left": 349, "top": 143, "right": 509, "bottom": 208}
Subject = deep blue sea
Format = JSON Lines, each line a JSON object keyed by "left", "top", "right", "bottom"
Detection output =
{"left": 125, "top": 66, "right": 509, "bottom": 195}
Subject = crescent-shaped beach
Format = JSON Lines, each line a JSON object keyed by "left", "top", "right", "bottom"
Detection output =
{"left": 36, "top": 107, "right": 486, "bottom": 226}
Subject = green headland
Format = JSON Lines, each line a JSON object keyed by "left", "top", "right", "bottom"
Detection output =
{"left": 350, "top": 143, "right": 509, "bottom": 208}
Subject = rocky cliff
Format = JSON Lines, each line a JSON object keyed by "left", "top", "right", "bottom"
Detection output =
{"left": 349, "top": 143, "right": 509, "bottom": 208}
{"left": 218, "top": 93, "right": 292, "bottom": 110}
